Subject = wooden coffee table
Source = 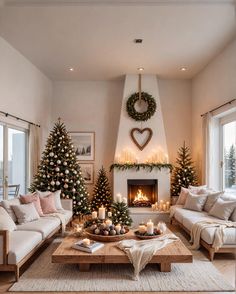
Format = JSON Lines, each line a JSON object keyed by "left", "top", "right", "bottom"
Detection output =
{"left": 52, "top": 229, "right": 192, "bottom": 272}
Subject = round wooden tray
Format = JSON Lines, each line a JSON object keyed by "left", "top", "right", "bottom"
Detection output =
{"left": 85, "top": 229, "right": 129, "bottom": 242}
{"left": 134, "top": 230, "right": 163, "bottom": 240}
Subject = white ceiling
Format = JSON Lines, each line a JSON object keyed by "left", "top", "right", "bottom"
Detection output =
{"left": 0, "top": 0, "right": 235, "bottom": 81}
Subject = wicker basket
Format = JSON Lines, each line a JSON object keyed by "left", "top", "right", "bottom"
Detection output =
{"left": 85, "top": 229, "right": 129, "bottom": 242}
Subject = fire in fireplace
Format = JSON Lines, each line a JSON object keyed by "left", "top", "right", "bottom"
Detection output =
{"left": 127, "top": 179, "right": 158, "bottom": 207}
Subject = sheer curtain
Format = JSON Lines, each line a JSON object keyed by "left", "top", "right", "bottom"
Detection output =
{"left": 29, "top": 124, "right": 41, "bottom": 181}
{"left": 202, "top": 113, "right": 220, "bottom": 190}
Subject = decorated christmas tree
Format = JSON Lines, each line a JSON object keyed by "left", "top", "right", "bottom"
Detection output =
{"left": 30, "top": 119, "right": 90, "bottom": 216}
{"left": 111, "top": 200, "right": 133, "bottom": 226}
{"left": 91, "top": 167, "right": 112, "bottom": 211}
{"left": 226, "top": 144, "right": 236, "bottom": 187}
{"left": 171, "top": 142, "right": 198, "bottom": 196}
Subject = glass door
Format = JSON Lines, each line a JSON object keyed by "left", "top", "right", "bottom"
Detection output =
{"left": 0, "top": 123, "right": 28, "bottom": 200}
{"left": 222, "top": 120, "right": 236, "bottom": 195}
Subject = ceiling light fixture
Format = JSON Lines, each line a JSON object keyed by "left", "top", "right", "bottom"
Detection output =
{"left": 180, "top": 67, "right": 187, "bottom": 71}
{"left": 137, "top": 67, "right": 144, "bottom": 71}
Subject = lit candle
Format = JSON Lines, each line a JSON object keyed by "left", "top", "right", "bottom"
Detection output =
{"left": 108, "top": 211, "right": 112, "bottom": 217}
{"left": 98, "top": 205, "right": 106, "bottom": 219}
{"left": 163, "top": 204, "right": 167, "bottom": 211}
{"left": 122, "top": 197, "right": 127, "bottom": 204}
{"left": 92, "top": 211, "right": 97, "bottom": 219}
{"left": 115, "top": 224, "right": 121, "bottom": 234}
{"left": 82, "top": 238, "right": 90, "bottom": 246}
{"left": 105, "top": 219, "right": 112, "bottom": 228}
{"left": 147, "top": 219, "right": 154, "bottom": 235}
{"left": 138, "top": 225, "right": 146, "bottom": 234}
{"left": 116, "top": 193, "right": 122, "bottom": 203}
{"left": 159, "top": 200, "right": 164, "bottom": 211}
{"left": 151, "top": 204, "right": 156, "bottom": 211}
{"left": 166, "top": 201, "right": 170, "bottom": 210}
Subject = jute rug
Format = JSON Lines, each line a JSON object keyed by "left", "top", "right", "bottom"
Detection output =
{"left": 9, "top": 233, "right": 235, "bottom": 292}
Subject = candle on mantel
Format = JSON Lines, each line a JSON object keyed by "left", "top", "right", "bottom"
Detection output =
{"left": 166, "top": 201, "right": 170, "bottom": 211}
{"left": 92, "top": 211, "right": 97, "bottom": 219}
{"left": 116, "top": 193, "right": 122, "bottom": 203}
{"left": 82, "top": 238, "right": 91, "bottom": 246}
{"left": 147, "top": 219, "right": 154, "bottom": 235}
{"left": 115, "top": 224, "right": 121, "bottom": 234}
{"left": 98, "top": 205, "right": 106, "bottom": 219}
{"left": 163, "top": 204, "right": 167, "bottom": 211}
{"left": 123, "top": 197, "right": 127, "bottom": 204}
{"left": 138, "top": 225, "right": 146, "bottom": 234}
{"left": 151, "top": 204, "right": 155, "bottom": 211}
{"left": 159, "top": 200, "right": 164, "bottom": 210}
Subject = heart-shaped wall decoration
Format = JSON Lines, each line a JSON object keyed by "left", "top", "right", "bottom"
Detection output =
{"left": 130, "top": 128, "right": 153, "bottom": 151}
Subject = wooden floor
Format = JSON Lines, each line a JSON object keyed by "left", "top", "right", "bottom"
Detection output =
{"left": 0, "top": 225, "right": 235, "bottom": 294}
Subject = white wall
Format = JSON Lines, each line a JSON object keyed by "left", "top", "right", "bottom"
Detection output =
{"left": 192, "top": 38, "right": 236, "bottom": 179}
{"left": 0, "top": 37, "right": 53, "bottom": 144}
{"left": 52, "top": 79, "right": 192, "bottom": 193}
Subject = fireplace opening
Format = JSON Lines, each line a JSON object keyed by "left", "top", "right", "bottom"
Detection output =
{"left": 127, "top": 179, "right": 158, "bottom": 207}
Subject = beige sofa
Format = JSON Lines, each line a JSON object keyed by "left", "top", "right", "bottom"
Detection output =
{"left": 0, "top": 198, "right": 73, "bottom": 281}
{"left": 170, "top": 194, "right": 236, "bottom": 260}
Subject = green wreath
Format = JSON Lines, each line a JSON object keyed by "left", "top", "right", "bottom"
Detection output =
{"left": 126, "top": 92, "right": 157, "bottom": 121}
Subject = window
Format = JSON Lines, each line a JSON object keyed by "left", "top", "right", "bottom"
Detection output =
{"left": 0, "top": 123, "right": 28, "bottom": 200}
{"left": 220, "top": 113, "right": 236, "bottom": 195}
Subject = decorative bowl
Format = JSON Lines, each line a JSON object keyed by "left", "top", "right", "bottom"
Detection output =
{"left": 134, "top": 229, "right": 163, "bottom": 240}
{"left": 85, "top": 228, "right": 129, "bottom": 242}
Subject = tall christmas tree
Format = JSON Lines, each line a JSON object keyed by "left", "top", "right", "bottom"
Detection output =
{"left": 111, "top": 200, "right": 133, "bottom": 226}
{"left": 91, "top": 167, "right": 112, "bottom": 211}
{"left": 171, "top": 142, "right": 198, "bottom": 196}
{"left": 30, "top": 120, "right": 90, "bottom": 216}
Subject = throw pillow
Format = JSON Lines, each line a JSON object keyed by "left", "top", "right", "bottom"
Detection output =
{"left": 183, "top": 192, "right": 208, "bottom": 212}
{"left": 39, "top": 193, "right": 58, "bottom": 214}
{"left": 220, "top": 194, "right": 236, "bottom": 221}
{"left": 36, "top": 190, "right": 63, "bottom": 210}
{"left": 11, "top": 203, "right": 40, "bottom": 224}
{"left": 203, "top": 191, "right": 223, "bottom": 213}
{"left": 209, "top": 198, "right": 236, "bottom": 221}
{"left": 20, "top": 193, "right": 44, "bottom": 216}
{"left": 0, "top": 207, "right": 17, "bottom": 231}
{"left": 176, "top": 187, "right": 189, "bottom": 205}
{"left": 0, "top": 198, "right": 21, "bottom": 222}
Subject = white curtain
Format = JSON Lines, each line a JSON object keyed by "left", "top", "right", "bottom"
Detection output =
{"left": 202, "top": 113, "right": 220, "bottom": 190}
{"left": 29, "top": 124, "right": 41, "bottom": 181}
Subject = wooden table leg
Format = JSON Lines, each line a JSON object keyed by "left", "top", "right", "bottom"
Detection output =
{"left": 79, "top": 263, "right": 90, "bottom": 271}
{"left": 160, "top": 263, "right": 171, "bottom": 272}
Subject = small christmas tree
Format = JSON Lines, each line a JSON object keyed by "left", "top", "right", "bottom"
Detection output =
{"left": 91, "top": 167, "right": 112, "bottom": 211}
{"left": 30, "top": 119, "right": 90, "bottom": 216}
{"left": 226, "top": 144, "right": 236, "bottom": 187}
{"left": 171, "top": 142, "right": 198, "bottom": 196}
{"left": 111, "top": 200, "right": 133, "bottom": 226}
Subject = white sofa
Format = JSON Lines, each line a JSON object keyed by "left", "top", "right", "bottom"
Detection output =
{"left": 0, "top": 198, "right": 73, "bottom": 281}
{"left": 170, "top": 194, "right": 236, "bottom": 260}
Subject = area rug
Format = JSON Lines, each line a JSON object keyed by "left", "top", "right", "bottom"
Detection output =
{"left": 9, "top": 236, "right": 235, "bottom": 292}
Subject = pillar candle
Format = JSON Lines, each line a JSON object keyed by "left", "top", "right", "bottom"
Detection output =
{"left": 82, "top": 238, "right": 90, "bottom": 246}
{"left": 147, "top": 219, "right": 154, "bottom": 235}
{"left": 108, "top": 211, "right": 112, "bottom": 218}
{"left": 151, "top": 204, "right": 155, "bottom": 211}
{"left": 159, "top": 200, "right": 163, "bottom": 211}
{"left": 163, "top": 204, "right": 167, "bottom": 211}
{"left": 166, "top": 201, "right": 170, "bottom": 210}
{"left": 115, "top": 224, "right": 121, "bottom": 234}
{"left": 98, "top": 205, "right": 106, "bottom": 219}
{"left": 122, "top": 197, "right": 127, "bottom": 204}
{"left": 116, "top": 193, "right": 122, "bottom": 203}
{"left": 138, "top": 225, "right": 146, "bottom": 234}
{"left": 92, "top": 211, "right": 97, "bottom": 219}
{"left": 105, "top": 219, "right": 112, "bottom": 227}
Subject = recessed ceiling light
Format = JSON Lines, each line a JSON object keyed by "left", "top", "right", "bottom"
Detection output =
{"left": 137, "top": 67, "right": 144, "bottom": 71}
{"left": 180, "top": 67, "right": 187, "bottom": 71}
{"left": 69, "top": 67, "right": 74, "bottom": 72}
{"left": 134, "top": 39, "right": 143, "bottom": 44}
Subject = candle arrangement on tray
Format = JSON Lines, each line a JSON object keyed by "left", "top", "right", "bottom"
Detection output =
{"left": 151, "top": 200, "right": 170, "bottom": 212}
{"left": 135, "top": 220, "right": 167, "bottom": 239}
{"left": 84, "top": 205, "right": 129, "bottom": 242}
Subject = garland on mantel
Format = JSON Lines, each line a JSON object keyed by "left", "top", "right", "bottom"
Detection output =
{"left": 110, "top": 163, "right": 173, "bottom": 172}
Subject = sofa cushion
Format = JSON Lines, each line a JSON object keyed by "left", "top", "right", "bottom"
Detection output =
{"left": 184, "top": 192, "right": 208, "bottom": 212}
{"left": 0, "top": 198, "right": 21, "bottom": 222}
{"left": 0, "top": 207, "right": 16, "bottom": 232}
{"left": 39, "top": 194, "right": 58, "bottom": 214}
{"left": 20, "top": 193, "right": 44, "bottom": 216}
{"left": 8, "top": 230, "right": 42, "bottom": 264}
{"left": 182, "top": 215, "right": 217, "bottom": 232}
{"left": 37, "top": 190, "right": 63, "bottom": 210}
{"left": 11, "top": 203, "right": 40, "bottom": 224}
{"left": 201, "top": 227, "right": 236, "bottom": 245}
{"left": 204, "top": 192, "right": 223, "bottom": 213}
{"left": 209, "top": 198, "right": 236, "bottom": 220}
{"left": 57, "top": 209, "right": 73, "bottom": 224}
{"left": 221, "top": 194, "right": 236, "bottom": 222}
{"left": 174, "top": 206, "right": 208, "bottom": 224}
{"left": 176, "top": 187, "right": 189, "bottom": 205}
{"left": 16, "top": 217, "right": 60, "bottom": 239}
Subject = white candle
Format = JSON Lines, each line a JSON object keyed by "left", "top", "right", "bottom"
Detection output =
{"left": 116, "top": 193, "right": 122, "bottom": 203}
{"left": 122, "top": 197, "right": 127, "bottom": 204}
{"left": 163, "top": 204, "right": 167, "bottom": 211}
{"left": 105, "top": 219, "right": 112, "bottom": 227}
{"left": 138, "top": 225, "right": 146, "bottom": 234}
{"left": 159, "top": 200, "right": 164, "bottom": 211}
{"left": 92, "top": 211, "right": 97, "bottom": 219}
{"left": 98, "top": 205, "right": 106, "bottom": 219}
{"left": 151, "top": 204, "right": 155, "bottom": 211}
{"left": 108, "top": 211, "right": 112, "bottom": 217}
{"left": 82, "top": 238, "right": 90, "bottom": 246}
{"left": 147, "top": 219, "right": 154, "bottom": 235}
{"left": 115, "top": 224, "right": 121, "bottom": 234}
{"left": 166, "top": 201, "right": 170, "bottom": 210}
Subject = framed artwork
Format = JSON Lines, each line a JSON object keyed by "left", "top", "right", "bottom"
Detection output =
{"left": 80, "top": 163, "right": 94, "bottom": 184}
{"left": 70, "top": 132, "right": 95, "bottom": 161}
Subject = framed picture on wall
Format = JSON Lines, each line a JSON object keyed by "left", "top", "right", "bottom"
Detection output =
{"left": 69, "top": 132, "right": 95, "bottom": 161}
{"left": 79, "top": 163, "right": 94, "bottom": 184}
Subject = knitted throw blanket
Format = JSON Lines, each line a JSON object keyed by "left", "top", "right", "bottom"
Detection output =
{"left": 42, "top": 212, "right": 66, "bottom": 235}
{"left": 190, "top": 219, "right": 236, "bottom": 250}
{"left": 117, "top": 234, "right": 179, "bottom": 280}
